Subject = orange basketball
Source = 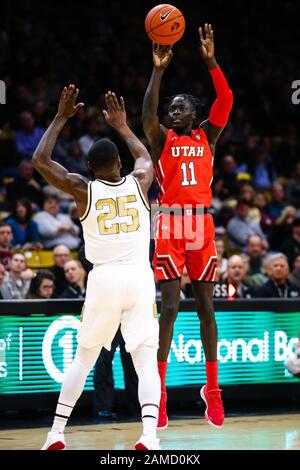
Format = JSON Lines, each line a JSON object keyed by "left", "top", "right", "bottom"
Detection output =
{"left": 145, "top": 4, "right": 185, "bottom": 46}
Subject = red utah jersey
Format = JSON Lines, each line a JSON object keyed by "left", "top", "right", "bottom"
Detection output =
{"left": 155, "top": 128, "right": 213, "bottom": 208}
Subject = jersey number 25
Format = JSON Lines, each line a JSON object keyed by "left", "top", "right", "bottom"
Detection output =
{"left": 96, "top": 195, "right": 140, "bottom": 235}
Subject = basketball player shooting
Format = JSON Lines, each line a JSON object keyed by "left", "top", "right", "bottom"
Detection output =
{"left": 33, "top": 86, "right": 161, "bottom": 450}
{"left": 142, "top": 23, "right": 233, "bottom": 429}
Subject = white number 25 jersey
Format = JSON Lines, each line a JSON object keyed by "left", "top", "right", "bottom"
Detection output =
{"left": 80, "top": 175, "right": 151, "bottom": 266}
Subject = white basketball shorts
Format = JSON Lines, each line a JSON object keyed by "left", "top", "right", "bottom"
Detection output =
{"left": 77, "top": 264, "right": 159, "bottom": 352}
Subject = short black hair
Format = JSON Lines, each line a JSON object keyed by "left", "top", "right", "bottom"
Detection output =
{"left": 87, "top": 138, "right": 119, "bottom": 172}
{"left": 167, "top": 94, "right": 201, "bottom": 114}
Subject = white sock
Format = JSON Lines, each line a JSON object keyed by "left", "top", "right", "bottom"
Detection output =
{"left": 51, "top": 344, "right": 102, "bottom": 434}
{"left": 131, "top": 346, "right": 160, "bottom": 440}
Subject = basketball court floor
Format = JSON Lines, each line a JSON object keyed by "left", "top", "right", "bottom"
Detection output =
{"left": 0, "top": 414, "right": 299, "bottom": 450}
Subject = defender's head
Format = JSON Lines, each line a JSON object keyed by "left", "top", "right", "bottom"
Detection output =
{"left": 87, "top": 138, "right": 121, "bottom": 176}
{"left": 168, "top": 94, "right": 197, "bottom": 131}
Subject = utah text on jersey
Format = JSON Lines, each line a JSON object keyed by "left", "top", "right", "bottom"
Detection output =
{"left": 171, "top": 146, "right": 205, "bottom": 158}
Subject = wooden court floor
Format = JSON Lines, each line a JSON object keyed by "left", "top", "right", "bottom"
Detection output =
{"left": 0, "top": 414, "right": 299, "bottom": 450}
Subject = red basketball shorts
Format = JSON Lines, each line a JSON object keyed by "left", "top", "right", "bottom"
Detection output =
{"left": 153, "top": 213, "right": 217, "bottom": 282}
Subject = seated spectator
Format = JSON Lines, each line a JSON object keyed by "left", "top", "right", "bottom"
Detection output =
{"left": 5, "top": 160, "right": 44, "bottom": 210}
{"left": 0, "top": 222, "right": 13, "bottom": 269}
{"left": 60, "top": 260, "right": 86, "bottom": 298}
{"left": 214, "top": 255, "right": 252, "bottom": 298}
{"left": 252, "top": 253, "right": 300, "bottom": 298}
{"left": 6, "top": 198, "right": 42, "bottom": 249}
{"left": 245, "top": 252, "right": 271, "bottom": 287}
{"left": 34, "top": 195, "right": 81, "bottom": 250}
{"left": 254, "top": 192, "right": 273, "bottom": 237}
{"left": 51, "top": 244, "right": 71, "bottom": 296}
{"left": 280, "top": 218, "right": 300, "bottom": 269}
{"left": 79, "top": 116, "right": 100, "bottom": 156}
{"left": 219, "top": 155, "right": 239, "bottom": 198}
{"left": 269, "top": 206, "right": 297, "bottom": 251}
{"left": 267, "top": 183, "right": 287, "bottom": 220}
{"left": 15, "top": 111, "right": 44, "bottom": 160}
{"left": 239, "top": 183, "right": 261, "bottom": 224}
{"left": 60, "top": 141, "right": 89, "bottom": 177}
{"left": 286, "top": 162, "right": 300, "bottom": 207}
{"left": 251, "top": 147, "right": 276, "bottom": 191}
{"left": 2, "top": 252, "right": 32, "bottom": 299}
{"left": 288, "top": 255, "right": 300, "bottom": 290}
{"left": 215, "top": 238, "right": 228, "bottom": 281}
{"left": 226, "top": 198, "right": 267, "bottom": 251}
{"left": 0, "top": 262, "right": 12, "bottom": 299}
{"left": 27, "top": 269, "right": 55, "bottom": 299}
{"left": 246, "top": 235, "right": 264, "bottom": 275}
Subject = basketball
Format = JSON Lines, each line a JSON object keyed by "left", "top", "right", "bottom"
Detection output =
{"left": 145, "top": 4, "right": 185, "bottom": 46}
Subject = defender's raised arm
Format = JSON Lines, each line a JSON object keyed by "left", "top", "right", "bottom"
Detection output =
{"left": 103, "top": 91, "right": 153, "bottom": 192}
{"left": 32, "top": 85, "right": 88, "bottom": 216}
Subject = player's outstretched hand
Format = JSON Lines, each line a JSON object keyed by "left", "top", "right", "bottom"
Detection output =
{"left": 199, "top": 23, "right": 215, "bottom": 61}
{"left": 103, "top": 91, "right": 126, "bottom": 129}
{"left": 152, "top": 43, "right": 173, "bottom": 71}
{"left": 57, "top": 85, "right": 84, "bottom": 119}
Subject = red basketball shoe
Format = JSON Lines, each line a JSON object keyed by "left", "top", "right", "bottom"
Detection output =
{"left": 200, "top": 385, "right": 224, "bottom": 428}
{"left": 157, "top": 390, "right": 168, "bottom": 429}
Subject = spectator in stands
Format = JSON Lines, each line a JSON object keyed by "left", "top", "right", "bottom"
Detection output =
{"left": 6, "top": 198, "right": 41, "bottom": 249}
{"left": 54, "top": 124, "right": 73, "bottom": 162}
{"left": 34, "top": 195, "right": 81, "bottom": 250}
{"left": 51, "top": 244, "right": 71, "bottom": 296}
{"left": 215, "top": 238, "right": 228, "bottom": 281}
{"left": 0, "top": 262, "right": 12, "bottom": 299}
{"left": 219, "top": 155, "right": 239, "bottom": 198}
{"left": 286, "top": 162, "right": 300, "bottom": 208}
{"left": 268, "top": 183, "right": 287, "bottom": 220}
{"left": 59, "top": 141, "right": 89, "bottom": 177}
{"left": 246, "top": 235, "right": 264, "bottom": 275}
{"left": 251, "top": 147, "right": 276, "bottom": 191}
{"left": 60, "top": 260, "right": 86, "bottom": 298}
{"left": 289, "top": 255, "right": 300, "bottom": 290}
{"left": 226, "top": 198, "right": 267, "bottom": 251}
{"left": 5, "top": 160, "right": 44, "bottom": 210}
{"left": 214, "top": 255, "right": 252, "bottom": 298}
{"left": 245, "top": 252, "right": 271, "bottom": 288}
{"left": 239, "top": 183, "right": 261, "bottom": 224}
{"left": 254, "top": 192, "right": 273, "bottom": 237}
{"left": 27, "top": 269, "right": 55, "bottom": 299}
{"left": 79, "top": 116, "right": 100, "bottom": 156}
{"left": 0, "top": 222, "right": 13, "bottom": 269}
{"left": 15, "top": 111, "right": 44, "bottom": 160}
{"left": 269, "top": 205, "right": 297, "bottom": 251}
{"left": 281, "top": 219, "right": 300, "bottom": 269}
{"left": 252, "top": 253, "right": 300, "bottom": 298}
{"left": 2, "top": 252, "right": 31, "bottom": 299}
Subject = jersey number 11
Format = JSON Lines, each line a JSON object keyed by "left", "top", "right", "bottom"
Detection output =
{"left": 180, "top": 162, "right": 197, "bottom": 186}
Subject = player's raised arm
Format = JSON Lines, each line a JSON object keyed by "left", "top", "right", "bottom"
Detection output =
{"left": 103, "top": 91, "right": 153, "bottom": 192}
{"left": 142, "top": 43, "right": 173, "bottom": 164}
{"left": 32, "top": 85, "right": 88, "bottom": 216}
{"left": 199, "top": 24, "right": 233, "bottom": 150}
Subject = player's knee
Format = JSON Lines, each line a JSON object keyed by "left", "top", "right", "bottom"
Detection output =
{"left": 160, "top": 303, "right": 178, "bottom": 322}
{"left": 195, "top": 299, "right": 215, "bottom": 322}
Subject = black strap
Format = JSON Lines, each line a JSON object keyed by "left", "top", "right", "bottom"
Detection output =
{"left": 159, "top": 207, "right": 209, "bottom": 216}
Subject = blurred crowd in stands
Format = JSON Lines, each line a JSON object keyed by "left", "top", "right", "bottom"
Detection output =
{"left": 0, "top": 0, "right": 300, "bottom": 300}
